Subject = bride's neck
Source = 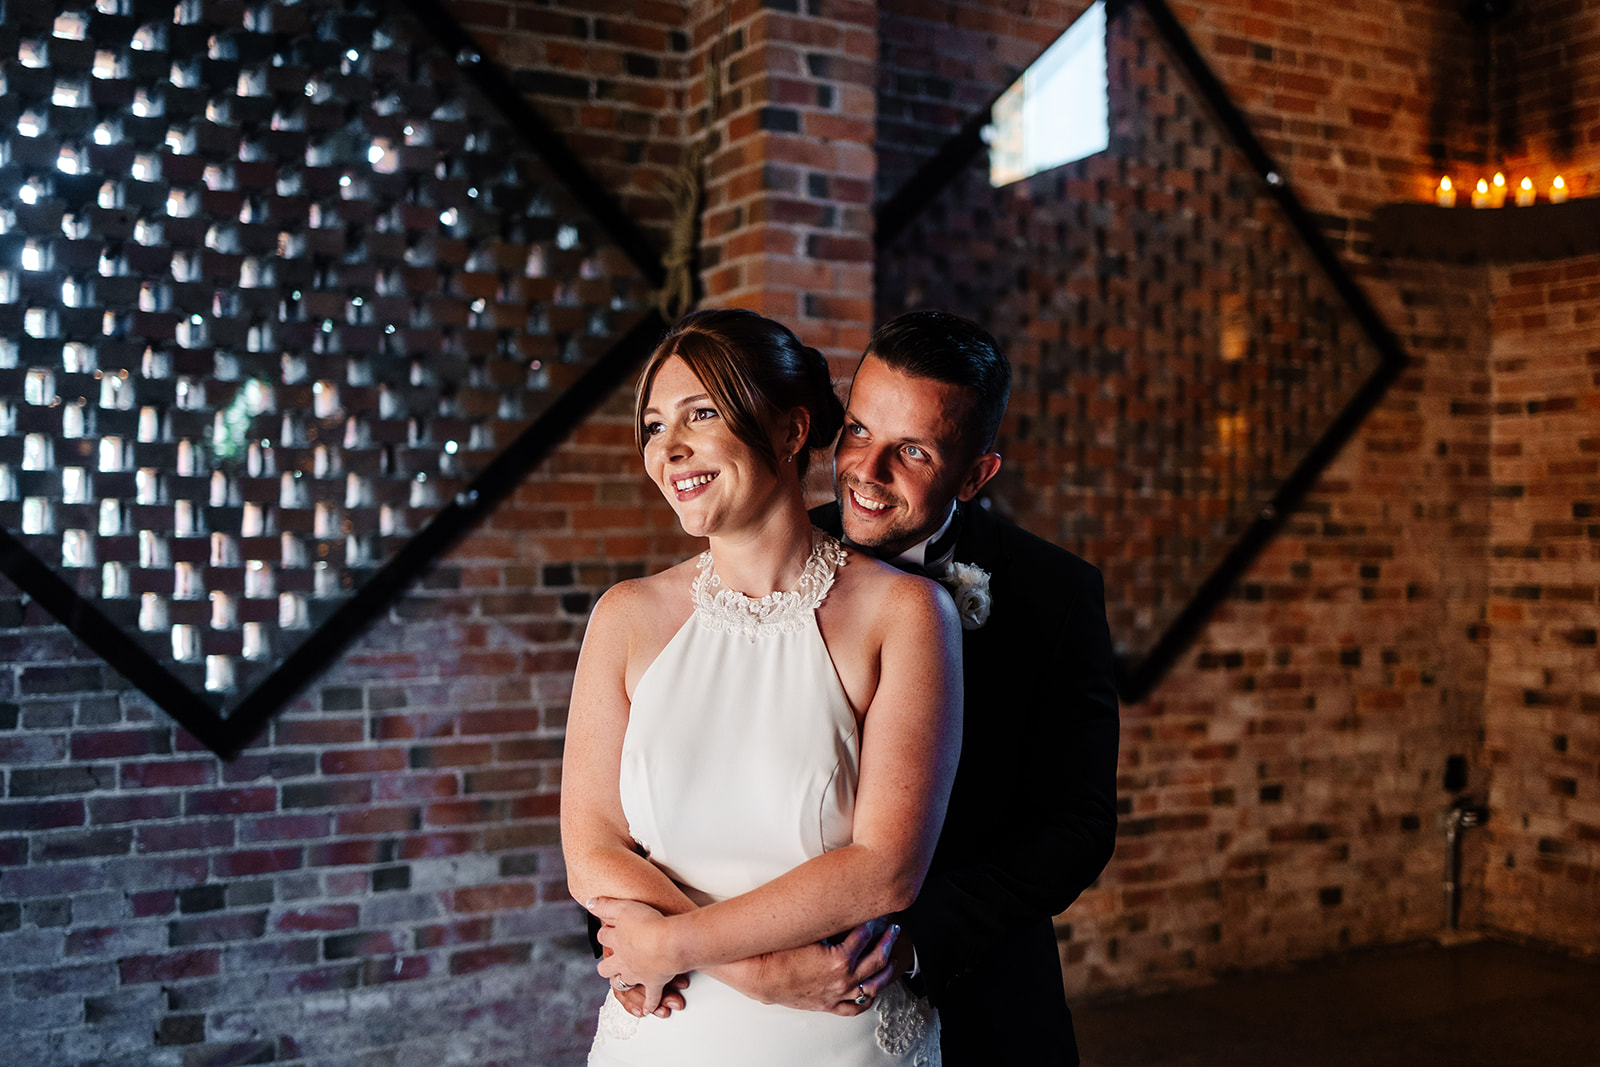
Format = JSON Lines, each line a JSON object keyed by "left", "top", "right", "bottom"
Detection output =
{"left": 707, "top": 506, "right": 815, "bottom": 597}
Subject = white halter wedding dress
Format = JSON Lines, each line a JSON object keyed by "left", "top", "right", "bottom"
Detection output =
{"left": 586, "top": 530, "right": 939, "bottom": 1066}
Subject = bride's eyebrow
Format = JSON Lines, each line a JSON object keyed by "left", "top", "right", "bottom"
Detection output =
{"left": 642, "top": 393, "right": 711, "bottom": 418}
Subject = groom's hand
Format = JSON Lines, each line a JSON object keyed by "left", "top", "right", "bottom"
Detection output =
{"left": 708, "top": 917, "right": 907, "bottom": 1016}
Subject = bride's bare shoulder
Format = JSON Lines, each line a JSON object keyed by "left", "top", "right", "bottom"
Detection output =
{"left": 829, "top": 546, "right": 948, "bottom": 622}
{"left": 590, "top": 554, "right": 701, "bottom": 630}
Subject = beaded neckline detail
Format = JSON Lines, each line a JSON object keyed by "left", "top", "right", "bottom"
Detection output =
{"left": 691, "top": 529, "right": 847, "bottom": 640}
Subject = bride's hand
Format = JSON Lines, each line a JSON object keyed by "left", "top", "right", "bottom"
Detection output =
{"left": 589, "top": 897, "right": 681, "bottom": 1011}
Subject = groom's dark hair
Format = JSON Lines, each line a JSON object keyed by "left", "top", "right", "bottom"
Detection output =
{"left": 863, "top": 310, "right": 1011, "bottom": 457}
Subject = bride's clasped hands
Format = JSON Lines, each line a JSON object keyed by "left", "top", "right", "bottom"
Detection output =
{"left": 588, "top": 896, "right": 677, "bottom": 1013}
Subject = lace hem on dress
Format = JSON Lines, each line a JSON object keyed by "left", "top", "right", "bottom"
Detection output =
{"left": 593, "top": 990, "right": 639, "bottom": 1045}
{"left": 874, "top": 982, "right": 941, "bottom": 1065}
{"left": 691, "top": 529, "right": 848, "bottom": 641}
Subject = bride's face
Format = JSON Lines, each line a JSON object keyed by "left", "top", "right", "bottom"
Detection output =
{"left": 641, "top": 356, "right": 785, "bottom": 539}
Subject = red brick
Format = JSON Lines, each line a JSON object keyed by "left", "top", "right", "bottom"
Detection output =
{"left": 319, "top": 749, "right": 406, "bottom": 775}
{"left": 448, "top": 943, "right": 532, "bottom": 976}
{"left": 276, "top": 905, "right": 360, "bottom": 933}
{"left": 119, "top": 760, "right": 216, "bottom": 789}
{"left": 451, "top": 883, "right": 539, "bottom": 913}
{"left": 119, "top": 949, "right": 222, "bottom": 984}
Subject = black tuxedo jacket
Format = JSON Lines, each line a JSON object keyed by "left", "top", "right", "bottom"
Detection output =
{"left": 812, "top": 501, "right": 1119, "bottom": 1067}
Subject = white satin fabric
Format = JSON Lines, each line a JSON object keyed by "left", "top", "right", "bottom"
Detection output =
{"left": 587, "top": 532, "right": 937, "bottom": 1066}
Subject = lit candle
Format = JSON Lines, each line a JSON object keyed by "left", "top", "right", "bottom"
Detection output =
{"left": 1471, "top": 178, "right": 1491, "bottom": 208}
{"left": 1516, "top": 176, "right": 1536, "bottom": 206}
{"left": 1491, "top": 171, "right": 1507, "bottom": 207}
{"left": 1436, "top": 176, "right": 1456, "bottom": 207}
{"left": 1550, "top": 175, "right": 1568, "bottom": 203}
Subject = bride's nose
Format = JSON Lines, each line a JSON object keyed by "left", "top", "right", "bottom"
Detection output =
{"left": 659, "top": 423, "right": 691, "bottom": 462}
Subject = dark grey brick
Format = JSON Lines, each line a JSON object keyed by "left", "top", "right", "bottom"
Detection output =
{"left": 9, "top": 764, "right": 116, "bottom": 796}
{"left": 178, "top": 884, "right": 227, "bottom": 914}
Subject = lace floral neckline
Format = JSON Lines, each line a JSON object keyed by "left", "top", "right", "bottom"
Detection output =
{"left": 691, "top": 529, "right": 847, "bottom": 640}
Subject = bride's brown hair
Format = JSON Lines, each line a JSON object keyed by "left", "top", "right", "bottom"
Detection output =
{"left": 633, "top": 308, "right": 844, "bottom": 478}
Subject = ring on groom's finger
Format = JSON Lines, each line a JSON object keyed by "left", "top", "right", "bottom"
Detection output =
{"left": 853, "top": 984, "right": 871, "bottom": 1006}
{"left": 614, "top": 980, "right": 632, "bottom": 992}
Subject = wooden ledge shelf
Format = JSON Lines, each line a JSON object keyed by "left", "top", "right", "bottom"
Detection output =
{"left": 1371, "top": 197, "right": 1600, "bottom": 262}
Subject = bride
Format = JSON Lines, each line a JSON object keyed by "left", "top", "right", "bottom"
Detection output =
{"left": 561, "top": 308, "right": 962, "bottom": 1065}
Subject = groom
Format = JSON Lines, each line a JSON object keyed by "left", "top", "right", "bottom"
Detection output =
{"left": 635, "top": 310, "right": 1120, "bottom": 1063}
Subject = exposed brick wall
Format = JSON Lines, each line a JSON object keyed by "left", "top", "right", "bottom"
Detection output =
{"left": 697, "top": 0, "right": 878, "bottom": 365}
{"left": 1062, "top": 255, "right": 1495, "bottom": 992}
{"left": 1481, "top": 257, "right": 1600, "bottom": 953}
{"left": 444, "top": 0, "right": 694, "bottom": 248}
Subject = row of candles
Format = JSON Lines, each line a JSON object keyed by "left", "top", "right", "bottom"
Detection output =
{"left": 1436, "top": 172, "right": 1570, "bottom": 208}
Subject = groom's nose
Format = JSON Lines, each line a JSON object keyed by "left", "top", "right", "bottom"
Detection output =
{"left": 851, "top": 443, "right": 894, "bottom": 486}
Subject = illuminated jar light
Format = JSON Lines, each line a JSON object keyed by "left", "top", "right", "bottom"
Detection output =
{"left": 138, "top": 594, "right": 168, "bottom": 632}
{"left": 242, "top": 622, "right": 269, "bottom": 661}
{"left": 22, "top": 497, "right": 51, "bottom": 535}
{"left": 62, "top": 467, "right": 89, "bottom": 504}
{"left": 210, "top": 591, "right": 236, "bottom": 630}
{"left": 61, "top": 530, "right": 93, "bottom": 568}
{"left": 204, "top": 656, "right": 234, "bottom": 693}
{"left": 245, "top": 560, "right": 274, "bottom": 599}
{"left": 1551, "top": 175, "right": 1569, "bottom": 203}
{"left": 1490, "top": 172, "right": 1507, "bottom": 207}
{"left": 139, "top": 530, "right": 168, "bottom": 568}
{"left": 1471, "top": 178, "right": 1491, "bottom": 208}
{"left": 102, "top": 562, "right": 130, "bottom": 600}
{"left": 99, "top": 499, "right": 122, "bottom": 536}
{"left": 171, "top": 625, "right": 200, "bottom": 662}
{"left": 98, "top": 435, "right": 126, "bottom": 472}
{"left": 61, "top": 400, "right": 86, "bottom": 439}
{"left": 1516, "top": 177, "right": 1536, "bottom": 206}
{"left": 173, "top": 561, "right": 199, "bottom": 599}
{"left": 135, "top": 469, "right": 161, "bottom": 505}
{"left": 278, "top": 592, "right": 308, "bottom": 629}
{"left": 23, "top": 433, "right": 52, "bottom": 470}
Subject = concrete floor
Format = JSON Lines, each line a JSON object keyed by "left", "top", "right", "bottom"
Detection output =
{"left": 1074, "top": 938, "right": 1600, "bottom": 1066}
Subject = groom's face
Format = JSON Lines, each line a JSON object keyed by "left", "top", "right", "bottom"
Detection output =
{"left": 834, "top": 355, "right": 996, "bottom": 557}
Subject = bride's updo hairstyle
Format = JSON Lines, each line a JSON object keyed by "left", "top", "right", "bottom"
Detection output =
{"left": 634, "top": 308, "right": 844, "bottom": 479}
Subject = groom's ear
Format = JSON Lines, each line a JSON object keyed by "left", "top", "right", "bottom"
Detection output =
{"left": 955, "top": 450, "right": 1002, "bottom": 502}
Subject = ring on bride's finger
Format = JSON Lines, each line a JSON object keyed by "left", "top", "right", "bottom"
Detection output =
{"left": 614, "top": 980, "right": 632, "bottom": 992}
{"left": 853, "top": 983, "right": 871, "bottom": 1006}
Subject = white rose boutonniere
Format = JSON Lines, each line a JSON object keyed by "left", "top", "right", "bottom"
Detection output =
{"left": 939, "top": 562, "right": 992, "bottom": 631}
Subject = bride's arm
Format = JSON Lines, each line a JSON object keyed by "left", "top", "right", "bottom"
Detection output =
{"left": 561, "top": 583, "right": 697, "bottom": 918}
{"left": 591, "top": 574, "right": 962, "bottom": 993}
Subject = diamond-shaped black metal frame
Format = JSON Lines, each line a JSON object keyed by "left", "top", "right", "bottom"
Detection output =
{"left": 0, "top": 0, "right": 667, "bottom": 757}
{"left": 875, "top": 0, "right": 1408, "bottom": 704}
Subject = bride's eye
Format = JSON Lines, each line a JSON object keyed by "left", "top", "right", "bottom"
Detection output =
{"left": 690, "top": 407, "right": 719, "bottom": 422}
{"left": 644, "top": 420, "right": 665, "bottom": 437}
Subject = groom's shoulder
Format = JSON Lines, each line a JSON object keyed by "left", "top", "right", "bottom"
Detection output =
{"left": 974, "top": 505, "right": 1101, "bottom": 589}
{"left": 808, "top": 500, "right": 841, "bottom": 536}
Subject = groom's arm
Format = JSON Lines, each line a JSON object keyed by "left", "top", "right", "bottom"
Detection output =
{"left": 897, "top": 559, "right": 1119, "bottom": 1004}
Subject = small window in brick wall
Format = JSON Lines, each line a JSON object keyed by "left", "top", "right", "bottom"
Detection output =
{"left": 988, "top": 1, "right": 1110, "bottom": 186}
